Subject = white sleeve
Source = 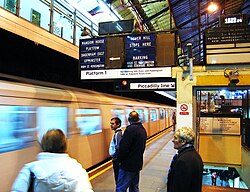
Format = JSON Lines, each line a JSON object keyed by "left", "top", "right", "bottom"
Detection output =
{"left": 75, "top": 168, "right": 94, "bottom": 192}
{"left": 109, "top": 135, "right": 115, "bottom": 156}
{"left": 11, "top": 165, "right": 31, "bottom": 192}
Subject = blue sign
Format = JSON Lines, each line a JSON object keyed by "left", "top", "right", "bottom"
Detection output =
{"left": 125, "top": 34, "right": 156, "bottom": 68}
{"left": 80, "top": 38, "right": 106, "bottom": 69}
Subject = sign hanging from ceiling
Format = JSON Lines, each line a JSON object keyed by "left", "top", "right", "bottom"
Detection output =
{"left": 79, "top": 32, "right": 175, "bottom": 80}
{"left": 130, "top": 82, "right": 175, "bottom": 90}
{"left": 81, "top": 67, "right": 171, "bottom": 80}
{"left": 79, "top": 38, "right": 106, "bottom": 70}
{"left": 125, "top": 34, "right": 156, "bottom": 68}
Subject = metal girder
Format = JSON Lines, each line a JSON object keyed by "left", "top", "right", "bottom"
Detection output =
{"left": 142, "top": 7, "right": 169, "bottom": 25}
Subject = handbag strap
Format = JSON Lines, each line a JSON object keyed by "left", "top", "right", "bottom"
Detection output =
{"left": 28, "top": 171, "right": 35, "bottom": 192}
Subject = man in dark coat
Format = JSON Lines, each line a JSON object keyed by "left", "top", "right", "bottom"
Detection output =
{"left": 167, "top": 127, "right": 203, "bottom": 192}
{"left": 116, "top": 111, "right": 147, "bottom": 192}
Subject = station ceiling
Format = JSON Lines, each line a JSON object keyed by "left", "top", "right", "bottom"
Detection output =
{"left": 76, "top": 0, "right": 249, "bottom": 64}
{"left": 74, "top": 0, "right": 249, "bottom": 102}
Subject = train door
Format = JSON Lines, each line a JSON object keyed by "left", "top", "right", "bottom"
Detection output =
{"left": 165, "top": 108, "right": 169, "bottom": 128}
{"left": 72, "top": 103, "right": 105, "bottom": 168}
{"left": 159, "top": 108, "right": 165, "bottom": 131}
{"left": 169, "top": 109, "right": 175, "bottom": 129}
{"left": 133, "top": 108, "right": 150, "bottom": 137}
{"left": 148, "top": 108, "right": 159, "bottom": 136}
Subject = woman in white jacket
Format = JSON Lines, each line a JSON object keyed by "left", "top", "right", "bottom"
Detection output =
{"left": 12, "top": 129, "right": 94, "bottom": 192}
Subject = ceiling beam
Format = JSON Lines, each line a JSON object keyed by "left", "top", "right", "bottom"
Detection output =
{"left": 130, "top": 0, "right": 155, "bottom": 31}
{"left": 142, "top": 7, "right": 169, "bottom": 24}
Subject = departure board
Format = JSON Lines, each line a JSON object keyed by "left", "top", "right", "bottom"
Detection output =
{"left": 125, "top": 34, "right": 156, "bottom": 68}
{"left": 79, "top": 32, "right": 174, "bottom": 80}
{"left": 79, "top": 38, "right": 106, "bottom": 70}
{"left": 205, "top": 26, "right": 250, "bottom": 65}
{"left": 205, "top": 26, "right": 250, "bottom": 44}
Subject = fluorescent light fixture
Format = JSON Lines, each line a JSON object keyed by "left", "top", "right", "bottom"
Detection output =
{"left": 115, "top": 23, "right": 123, "bottom": 31}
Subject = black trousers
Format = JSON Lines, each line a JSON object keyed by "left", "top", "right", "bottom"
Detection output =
{"left": 112, "top": 158, "right": 119, "bottom": 184}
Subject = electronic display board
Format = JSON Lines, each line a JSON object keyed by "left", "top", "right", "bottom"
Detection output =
{"left": 125, "top": 34, "right": 156, "bottom": 68}
{"left": 219, "top": 14, "right": 248, "bottom": 27}
{"left": 98, "top": 19, "right": 134, "bottom": 35}
{"left": 79, "top": 37, "right": 106, "bottom": 70}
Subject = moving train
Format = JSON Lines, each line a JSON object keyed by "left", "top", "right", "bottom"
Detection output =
{"left": 0, "top": 74, "right": 176, "bottom": 191}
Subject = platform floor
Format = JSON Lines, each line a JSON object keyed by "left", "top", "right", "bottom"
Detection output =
{"left": 91, "top": 130, "right": 175, "bottom": 192}
{"left": 91, "top": 130, "right": 249, "bottom": 192}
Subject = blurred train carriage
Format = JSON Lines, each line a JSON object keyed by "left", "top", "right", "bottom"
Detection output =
{"left": 0, "top": 75, "right": 175, "bottom": 191}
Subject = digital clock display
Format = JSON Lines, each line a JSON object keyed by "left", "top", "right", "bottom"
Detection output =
{"left": 220, "top": 14, "right": 248, "bottom": 27}
{"left": 224, "top": 17, "right": 243, "bottom": 24}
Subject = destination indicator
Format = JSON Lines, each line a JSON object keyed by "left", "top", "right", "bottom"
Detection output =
{"left": 125, "top": 34, "right": 156, "bottom": 49}
{"left": 80, "top": 38, "right": 106, "bottom": 69}
{"left": 125, "top": 34, "right": 156, "bottom": 68}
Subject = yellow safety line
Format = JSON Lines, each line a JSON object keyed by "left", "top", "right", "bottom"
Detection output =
{"left": 89, "top": 127, "right": 172, "bottom": 181}
{"left": 89, "top": 164, "right": 113, "bottom": 181}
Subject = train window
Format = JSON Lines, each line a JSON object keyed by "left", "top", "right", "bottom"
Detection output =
{"left": 136, "top": 109, "right": 145, "bottom": 123}
{"left": 111, "top": 109, "right": 126, "bottom": 128}
{"left": 37, "top": 107, "right": 68, "bottom": 141}
{"left": 126, "top": 109, "right": 132, "bottom": 123}
{"left": 170, "top": 109, "right": 174, "bottom": 117}
{"left": 165, "top": 110, "right": 169, "bottom": 118}
{"left": 160, "top": 109, "right": 164, "bottom": 119}
{"left": 75, "top": 108, "right": 102, "bottom": 135}
{"left": 76, "top": 108, "right": 100, "bottom": 115}
{"left": 0, "top": 106, "right": 36, "bottom": 153}
{"left": 150, "top": 109, "right": 158, "bottom": 121}
{"left": 144, "top": 109, "right": 149, "bottom": 123}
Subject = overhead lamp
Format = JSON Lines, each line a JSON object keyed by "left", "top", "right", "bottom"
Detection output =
{"left": 224, "top": 68, "right": 239, "bottom": 85}
{"left": 131, "top": 22, "right": 142, "bottom": 35}
{"left": 207, "top": 2, "right": 218, "bottom": 12}
{"left": 81, "top": 27, "right": 94, "bottom": 38}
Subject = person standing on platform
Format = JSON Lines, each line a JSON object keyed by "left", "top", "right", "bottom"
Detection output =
{"left": 12, "top": 129, "right": 93, "bottom": 192}
{"left": 116, "top": 111, "right": 147, "bottom": 192}
{"left": 172, "top": 111, "right": 176, "bottom": 132}
{"left": 211, "top": 172, "right": 217, "bottom": 186}
{"left": 109, "top": 117, "right": 123, "bottom": 184}
{"left": 167, "top": 127, "right": 203, "bottom": 192}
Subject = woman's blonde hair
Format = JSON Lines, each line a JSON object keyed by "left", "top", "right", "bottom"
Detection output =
{"left": 175, "top": 127, "right": 195, "bottom": 144}
{"left": 41, "top": 129, "right": 67, "bottom": 153}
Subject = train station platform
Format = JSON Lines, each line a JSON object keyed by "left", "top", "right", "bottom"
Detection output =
{"left": 90, "top": 129, "right": 249, "bottom": 192}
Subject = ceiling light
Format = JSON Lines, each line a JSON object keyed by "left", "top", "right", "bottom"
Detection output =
{"left": 81, "top": 27, "right": 94, "bottom": 38}
{"left": 207, "top": 2, "right": 218, "bottom": 12}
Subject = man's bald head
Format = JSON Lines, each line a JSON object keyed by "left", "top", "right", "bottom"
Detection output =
{"left": 128, "top": 111, "right": 140, "bottom": 123}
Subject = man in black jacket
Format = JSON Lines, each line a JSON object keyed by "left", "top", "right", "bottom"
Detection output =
{"left": 167, "top": 127, "right": 203, "bottom": 192}
{"left": 116, "top": 111, "right": 147, "bottom": 192}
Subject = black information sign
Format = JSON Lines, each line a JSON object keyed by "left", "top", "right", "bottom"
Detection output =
{"left": 125, "top": 34, "right": 156, "bottom": 68}
{"left": 79, "top": 38, "right": 106, "bottom": 70}
{"left": 205, "top": 26, "right": 250, "bottom": 45}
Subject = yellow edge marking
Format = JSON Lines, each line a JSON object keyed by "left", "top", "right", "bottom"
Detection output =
{"left": 89, "top": 127, "right": 172, "bottom": 181}
{"left": 89, "top": 164, "right": 113, "bottom": 181}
